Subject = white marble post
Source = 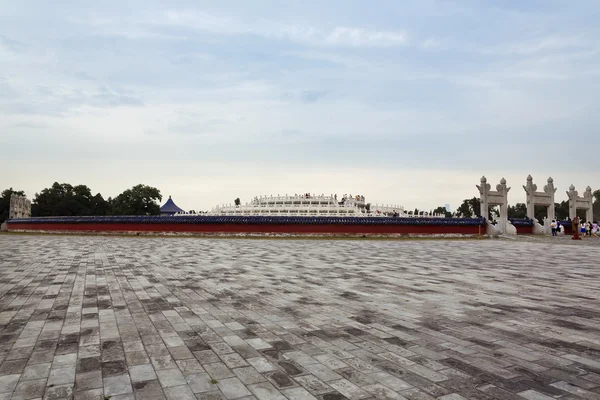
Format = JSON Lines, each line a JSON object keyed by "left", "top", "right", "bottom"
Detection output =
{"left": 497, "top": 178, "right": 510, "bottom": 234}
{"left": 584, "top": 186, "right": 594, "bottom": 222}
{"left": 477, "top": 176, "right": 490, "bottom": 221}
{"left": 567, "top": 185, "right": 578, "bottom": 220}
{"left": 544, "top": 177, "right": 557, "bottom": 221}
{"left": 523, "top": 175, "right": 536, "bottom": 220}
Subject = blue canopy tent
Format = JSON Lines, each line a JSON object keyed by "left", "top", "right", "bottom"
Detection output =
{"left": 160, "top": 196, "right": 185, "bottom": 215}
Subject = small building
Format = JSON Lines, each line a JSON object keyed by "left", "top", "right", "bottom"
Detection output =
{"left": 160, "top": 196, "right": 184, "bottom": 215}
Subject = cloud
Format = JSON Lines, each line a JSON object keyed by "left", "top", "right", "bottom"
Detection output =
{"left": 89, "top": 86, "right": 143, "bottom": 107}
{"left": 321, "top": 27, "right": 407, "bottom": 47}
{"left": 101, "top": 31, "right": 188, "bottom": 41}
{"left": 480, "top": 35, "right": 592, "bottom": 57}
{"left": 281, "top": 90, "right": 329, "bottom": 104}
{"left": 162, "top": 10, "right": 408, "bottom": 48}
{"left": 299, "top": 90, "right": 328, "bottom": 103}
{"left": 421, "top": 38, "right": 441, "bottom": 49}
{"left": 0, "top": 35, "right": 25, "bottom": 53}
{"left": 10, "top": 121, "right": 46, "bottom": 129}
{"left": 508, "top": 36, "right": 589, "bottom": 55}
{"left": 0, "top": 80, "right": 143, "bottom": 116}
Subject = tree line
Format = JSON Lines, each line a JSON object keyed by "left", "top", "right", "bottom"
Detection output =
{"left": 0, "top": 183, "right": 162, "bottom": 223}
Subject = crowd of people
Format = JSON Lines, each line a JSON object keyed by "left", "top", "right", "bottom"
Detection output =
{"left": 579, "top": 221, "right": 599, "bottom": 238}
{"left": 550, "top": 220, "right": 599, "bottom": 237}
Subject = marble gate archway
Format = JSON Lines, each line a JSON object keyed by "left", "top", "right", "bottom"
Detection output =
{"left": 523, "top": 175, "right": 556, "bottom": 234}
{"left": 477, "top": 176, "right": 514, "bottom": 235}
{"left": 566, "top": 185, "right": 593, "bottom": 222}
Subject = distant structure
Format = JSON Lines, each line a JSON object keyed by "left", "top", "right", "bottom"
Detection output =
{"left": 9, "top": 194, "right": 31, "bottom": 219}
{"left": 444, "top": 203, "right": 451, "bottom": 213}
{"left": 204, "top": 193, "right": 428, "bottom": 217}
{"left": 523, "top": 175, "right": 556, "bottom": 234}
{"left": 477, "top": 176, "right": 514, "bottom": 235}
{"left": 566, "top": 185, "right": 593, "bottom": 221}
{"left": 160, "top": 196, "right": 184, "bottom": 215}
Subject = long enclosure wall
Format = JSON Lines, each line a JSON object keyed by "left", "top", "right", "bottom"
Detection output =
{"left": 7, "top": 216, "right": 487, "bottom": 236}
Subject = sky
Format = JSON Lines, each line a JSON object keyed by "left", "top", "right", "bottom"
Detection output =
{"left": 1, "top": 0, "right": 599, "bottom": 212}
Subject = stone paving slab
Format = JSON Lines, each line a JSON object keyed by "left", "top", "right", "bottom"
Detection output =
{"left": 0, "top": 234, "right": 599, "bottom": 399}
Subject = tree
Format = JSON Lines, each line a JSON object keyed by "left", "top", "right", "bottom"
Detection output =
{"left": 508, "top": 203, "right": 527, "bottom": 219}
{"left": 555, "top": 201, "right": 569, "bottom": 220}
{"left": 111, "top": 184, "right": 162, "bottom": 215}
{"left": 32, "top": 182, "right": 94, "bottom": 216}
{"left": 534, "top": 205, "right": 548, "bottom": 223}
{"left": 455, "top": 197, "right": 481, "bottom": 218}
{"left": 234, "top": 198, "right": 241, "bottom": 207}
{"left": 454, "top": 197, "right": 500, "bottom": 219}
{"left": 454, "top": 200, "right": 471, "bottom": 218}
{"left": 90, "top": 193, "right": 109, "bottom": 216}
{"left": 365, "top": 203, "right": 371, "bottom": 213}
{"left": 106, "top": 197, "right": 113, "bottom": 215}
{"left": 433, "top": 206, "right": 452, "bottom": 218}
{"left": 0, "top": 188, "right": 26, "bottom": 223}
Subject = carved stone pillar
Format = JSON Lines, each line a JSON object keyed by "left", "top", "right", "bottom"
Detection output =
{"left": 477, "top": 176, "right": 490, "bottom": 220}
{"left": 523, "top": 175, "right": 536, "bottom": 220}
{"left": 566, "top": 185, "right": 578, "bottom": 220}
{"left": 544, "top": 177, "right": 556, "bottom": 221}
{"left": 584, "top": 186, "right": 594, "bottom": 222}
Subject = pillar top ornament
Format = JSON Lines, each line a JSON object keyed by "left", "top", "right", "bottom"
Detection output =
{"left": 547, "top": 177, "right": 553, "bottom": 183}
{"left": 569, "top": 184, "right": 575, "bottom": 191}
{"left": 480, "top": 176, "right": 487, "bottom": 183}
{"left": 527, "top": 175, "right": 533, "bottom": 181}
{"left": 500, "top": 177, "right": 506, "bottom": 185}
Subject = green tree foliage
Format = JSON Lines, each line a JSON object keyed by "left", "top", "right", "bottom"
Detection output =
{"left": 455, "top": 197, "right": 480, "bottom": 218}
{"left": 507, "top": 203, "right": 527, "bottom": 219}
{"left": 365, "top": 203, "right": 371, "bottom": 213}
{"left": 433, "top": 206, "right": 452, "bottom": 218}
{"left": 111, "top": 184, "right": 162, "bottom": 215}
{"left": 555, "top": 201, "right": 569, "bottom": 220}
{"left": 454, "top": 197, "right": 501, "bottom": 219}
{"left": 31, "top": 183, "right": 160, "bottom": 217}
{"left": 0, "top": 188, "right": 26, "bottom": 223}
{"left": 534, "top": 205, "right": 548, "bottom": 223}
{"left": 234, "top": 198, "right": 241, "bottom": 206}
{"left": 592, "top": 190, "right": 600, "bottom": 221}
{"left": 454, "top": 200, "right": 471, "bottom": 218}
{"left": 32, "top": 182, "right": 94, "bottom": 216}
{"left": 90, "top": 193, "right": 110, "bottom": 216}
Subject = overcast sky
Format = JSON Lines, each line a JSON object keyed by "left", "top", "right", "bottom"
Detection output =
{"left": 1, "top": 1, "right": 599, "bottom": 212}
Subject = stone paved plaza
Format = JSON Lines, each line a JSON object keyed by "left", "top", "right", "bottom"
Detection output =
{"left": 1, "top": 234, "right": 600, "bottom": 400}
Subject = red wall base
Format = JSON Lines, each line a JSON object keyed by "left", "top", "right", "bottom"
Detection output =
{"left": 516, "top": 226, "right": 534, "bottom": 234}
{"left": 8, "top": 223, "right": 483, "bottom": 235}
